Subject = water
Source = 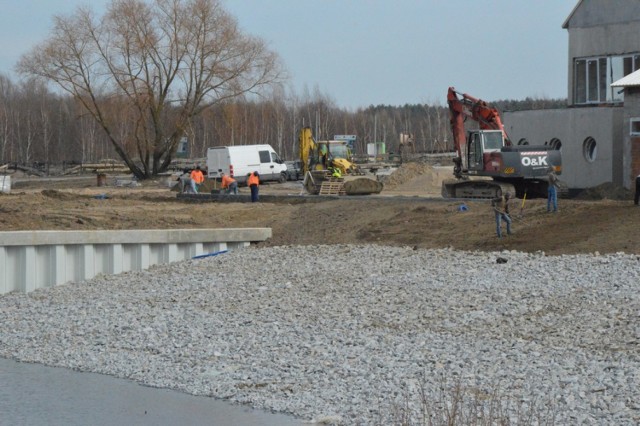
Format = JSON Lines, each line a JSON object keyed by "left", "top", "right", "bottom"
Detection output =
{"left": 0, "top": 357, "right": 303, "bottom": 426}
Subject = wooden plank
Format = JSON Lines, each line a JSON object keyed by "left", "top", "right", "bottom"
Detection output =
{"left": 318, "top": 180, "right": 346, "bottom": 195}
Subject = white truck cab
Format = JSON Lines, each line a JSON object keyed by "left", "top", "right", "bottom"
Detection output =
{"left": 206, "top": 144, "right": 288, "bottom": 184}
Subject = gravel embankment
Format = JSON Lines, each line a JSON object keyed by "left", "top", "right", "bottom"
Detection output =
{"left": 1, "top": 245, "right": 639, "bottom": 425}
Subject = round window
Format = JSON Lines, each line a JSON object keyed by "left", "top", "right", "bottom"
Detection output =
{"left": 583, "top": 137, "right": 597, "bottom": 162}
{"left": 517, "top": 138, "right": 529, "bottom": 145}
{"left": 549, "top": 138, "right": 562, "bottom": 150}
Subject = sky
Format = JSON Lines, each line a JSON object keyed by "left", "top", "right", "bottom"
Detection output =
{"left": 0, "top": 0, "right": 578, "bottom": 110}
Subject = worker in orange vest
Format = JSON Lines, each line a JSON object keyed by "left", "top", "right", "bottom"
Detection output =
{"left": 190, "top": 166, "right": 205, "bottom": 193}
{"left": 178, "top": 168, "right": 197, "bottom": 193}
{"left": 247, "top": 171, "right": 260, "bottom": 202}
{"left": 220, "top": 172, "right": 238, "bottom": 195}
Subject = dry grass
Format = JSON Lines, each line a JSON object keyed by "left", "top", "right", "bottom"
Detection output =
{"left": 378, "top": 373, "right": 557, "bottom": 426}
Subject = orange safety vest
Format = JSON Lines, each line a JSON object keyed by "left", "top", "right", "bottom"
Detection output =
{"left": 221, "top": 175, "right": 235, "bottom": 188}
{"left": 247, "top": 173, "right": 259, "bottom": 186}
{"left": 190, "top": 169, "right": 204, "bottom": 184}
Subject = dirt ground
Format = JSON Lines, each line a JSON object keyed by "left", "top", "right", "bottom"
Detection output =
{"left": 2, "top": 164, "right": 640, "bottom": 256}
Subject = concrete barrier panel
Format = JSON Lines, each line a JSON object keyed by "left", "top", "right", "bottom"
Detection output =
{"left": 0, "top": 228, "right": 271, "bottom": 294}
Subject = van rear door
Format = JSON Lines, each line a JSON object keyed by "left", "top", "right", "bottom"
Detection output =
{"left": 207, "top": 147, "right": 229, "bottom": 179}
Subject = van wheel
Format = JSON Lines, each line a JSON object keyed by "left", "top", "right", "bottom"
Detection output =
{"left": 279, "top": 172, "right": 287, "bottom": 183}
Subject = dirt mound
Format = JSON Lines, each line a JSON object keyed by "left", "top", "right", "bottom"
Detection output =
{"left": 379, "top": 162, "right": 451, "bottom": 196}
{"left": 344, "top": 178, "right": 383, "bottom": 195}
{"left": 574, "top": 182, "right": 633, "bottom": 200}
{"left": 380, "top": 162, "right": 432, "bottom": 189}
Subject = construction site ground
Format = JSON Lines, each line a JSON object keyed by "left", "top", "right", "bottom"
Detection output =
{"left": 2, "top": 162, "right": 639, "bottom": 256}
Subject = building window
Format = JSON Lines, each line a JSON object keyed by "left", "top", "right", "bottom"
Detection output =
{"left": 587, "top": 59, "right": 598, "bottom": 102}
{"left": 575, "top": 60, "right": 586, "bottom": 103}
{"left": 631, "top": 119, "right": 640, "bottom": 136}
{"left": 548, "top": 138, "right": 562, "bottom": 150}
{"left": 583, "top": 137, "right": 597, "bottom": 162}
{"left": 574, "top": 54, "right": 640, "bottom": 104}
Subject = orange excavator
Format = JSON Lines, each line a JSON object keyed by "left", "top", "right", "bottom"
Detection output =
{"left": 442, "top": 87, "right": 562, "bottom": 199}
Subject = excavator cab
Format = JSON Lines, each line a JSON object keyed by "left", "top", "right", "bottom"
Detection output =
{"left": 466, "top": 130, "right": 506, "bottom": 173}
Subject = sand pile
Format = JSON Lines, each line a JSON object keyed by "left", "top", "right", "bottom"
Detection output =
{"left": 380, "top": 162, "right": 432, "bottom": 189}
{"left": 574, "top": 182, "right": 633, "bottom": 200}
{"left": 380, "top": 162, "right": 452, "bottom": 195}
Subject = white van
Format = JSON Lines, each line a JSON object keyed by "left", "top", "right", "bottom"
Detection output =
{"left": 206, "top": 144, "right": 288, "bottom": 184}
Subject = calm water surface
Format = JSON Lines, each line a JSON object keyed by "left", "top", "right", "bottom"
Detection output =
{"left": 0, "top": 357, "right": 303, "bottom": 426}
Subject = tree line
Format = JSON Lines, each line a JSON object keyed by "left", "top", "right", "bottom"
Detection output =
{"left": 4, "top": 0, "right": 567, "bottom": 178}
{"left": 0, "top": 72, "right": 565, "bottom": 172}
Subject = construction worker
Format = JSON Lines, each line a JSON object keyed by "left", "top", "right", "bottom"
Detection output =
{"left": 178, "top": 168, "right": 197, "bottom": 193}
{"left": 247, "top": 171, "right": 260, "bottom": 202}
{"left": 190, "top": 166, "right": 205, "bottom": 193}
{"left": 491, "top": 191, "right": 512, "bottom": 238}
{"left": 330, "top": 166, "right": 342, "bottom": 178}
{"left": 219, "top": 172, "right": 238, "bottom": 195}
{"left": 547, "top": 166, "right": 559, "bottom": 212}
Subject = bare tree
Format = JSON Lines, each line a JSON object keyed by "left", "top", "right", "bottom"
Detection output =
{"left": 18, "top": 0, "right": 283, "bottom": 179}
{"left": 0, "top": 75, "right": 14, "bottom": 164}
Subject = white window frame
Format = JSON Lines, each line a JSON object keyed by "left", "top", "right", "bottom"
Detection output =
{"left": 630, "top": 118, "right": 640, "bottom": 136}
{"left": 574, "top": 53, "right": 640, "bottom": 105}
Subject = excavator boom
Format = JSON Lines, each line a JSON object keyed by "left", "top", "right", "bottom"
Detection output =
{"left": 299, "top": 127, "right": 315, "bottom": 175}
{"left": 447, "top": 87, "right": 510, "bottom": 169}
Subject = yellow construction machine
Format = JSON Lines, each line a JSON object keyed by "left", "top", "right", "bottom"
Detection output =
{"left": 298, "top": 127, "right": 383, "bottom": 195}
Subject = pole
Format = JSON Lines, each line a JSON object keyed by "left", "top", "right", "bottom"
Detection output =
{"left": 519, "top": 191, "right": 527, "bottom": 217}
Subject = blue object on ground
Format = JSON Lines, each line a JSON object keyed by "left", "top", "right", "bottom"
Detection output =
{"left": 457, "top": 204, "right": 468, "bottom": 212}
{"left": 192, "top": 250, "right": 229, "bottom": 259}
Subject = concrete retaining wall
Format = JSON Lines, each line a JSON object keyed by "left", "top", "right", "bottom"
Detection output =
{"left": 0, "top": 228, "right": 271, "bottom": 294}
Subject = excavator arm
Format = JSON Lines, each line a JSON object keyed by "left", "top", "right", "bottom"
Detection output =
{"left": 299, "top": 127, "right": 316, "bottom": 175}
{"left": 447, "top": 87, "right": 511, "bottom": 178}
{"left": 447, "top": 87, "right": 509, "bottom": 137}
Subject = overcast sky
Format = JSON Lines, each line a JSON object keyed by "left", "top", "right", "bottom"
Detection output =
{"left": 0, "top": 0, "right": 578, "bottom": 109}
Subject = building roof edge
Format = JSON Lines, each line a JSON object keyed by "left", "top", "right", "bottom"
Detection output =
{"left": 562, "top": 0, "right": 584, "bottom": 29}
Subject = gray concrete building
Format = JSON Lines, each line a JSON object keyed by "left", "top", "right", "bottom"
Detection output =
{"left": 503, "top": 0, "right": 640, "bottom": 191}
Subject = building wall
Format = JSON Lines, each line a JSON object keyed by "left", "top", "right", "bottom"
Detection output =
{"left": 505, "top": 1, "right": 636, "bottom": 191}
{"left": 504, "top": 107, "right": 624, "bottom": 189}
{"left": 621, "top": 88, "right": 640, "bottom": 187}
{"left": 631, "top": 135, "right": 640, "bottom": 184}
{"left": 565, "top": 0, "right": 640, "bottom": 106}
